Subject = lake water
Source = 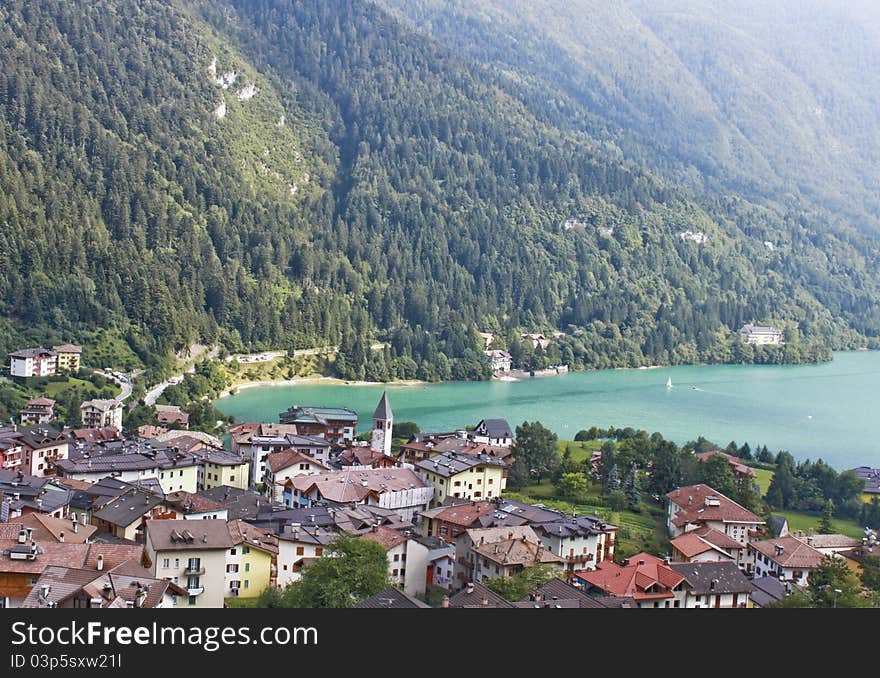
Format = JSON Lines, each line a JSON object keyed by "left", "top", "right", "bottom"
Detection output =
{"left": 215, "top": 351, "right": 880, "bottom": 470}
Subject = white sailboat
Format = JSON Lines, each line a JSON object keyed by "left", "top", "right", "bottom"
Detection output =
{"left": 666, "top": 377, "right": 673, "bottom": 389}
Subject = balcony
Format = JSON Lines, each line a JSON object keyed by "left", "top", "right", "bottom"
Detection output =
{"left": 184, "top": 566, "right": 206, "bottom": 576}
{"left": 566, "top": 554, "right": 595, "bottom": 565}
{"left": 186, "top": 586, "right": 205, "bottom": 596}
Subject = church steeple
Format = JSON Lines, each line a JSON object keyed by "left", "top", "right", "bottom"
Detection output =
{"left": 371, "top": 391, "right": 393, "bottom": 456}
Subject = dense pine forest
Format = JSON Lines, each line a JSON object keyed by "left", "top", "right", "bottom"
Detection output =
{"left": 2, "top": 0, "right": 880, "bottom": 382}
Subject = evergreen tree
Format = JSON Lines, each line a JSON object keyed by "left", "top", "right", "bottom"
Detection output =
{"left": 604, "top": 463, "right": 621, "bottom": 493}
{"left": 819, "top": 499, "right": 835, "bottom": 534}
{"left": 624, "top": 463, "right": 641, "bottom": 510}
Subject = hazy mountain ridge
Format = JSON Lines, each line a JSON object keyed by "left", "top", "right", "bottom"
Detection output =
{"left": 379, "top": 0, "right": 880, "bottom": 226}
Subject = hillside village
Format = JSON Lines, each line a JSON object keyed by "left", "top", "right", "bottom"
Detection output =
{"left": 0, "top": 378, "right": 878, "bottom": 610}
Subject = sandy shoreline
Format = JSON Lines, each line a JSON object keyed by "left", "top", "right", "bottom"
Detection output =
{"left": 218, "top": 376, "right": 426, "bottom": 398}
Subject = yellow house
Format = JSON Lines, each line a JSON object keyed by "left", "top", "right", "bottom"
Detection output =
{"left": 158, "top": 463, "right": 200, "bottom": 494}
{"left": 52, "top": 344, "right": 82, "bottom": 372}
{"left": 841, "top": 539, "right": 879, "bottom": 577}
{"left": 414, "top": 452, "right": 508, "bottom": 507}
{"left": 225, "top": 521, "right": 277, "bottom": 600}
{"left": 194, "top": 449, "right": 250, "bottom": 491}
{"left": 851, "top": 467, "right": 879, "bottom": 503}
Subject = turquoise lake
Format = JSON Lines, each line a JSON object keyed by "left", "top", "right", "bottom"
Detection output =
{"left": 215, "top": 350, "right": 880, "bottom": 470}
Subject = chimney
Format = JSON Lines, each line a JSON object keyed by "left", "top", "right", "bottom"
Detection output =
{"left": 774, "top": 545, "right": 784, "bottom": 557}
{"left": 96, "top": 554, "right": 104, "bottom": 571}
{"left": 202, "top": 533, "right": 208, "bottom": 543}
{"left": 135, "top": 585, "right": 147, "bottom": 608}
{"left": 17, "top": 529, "right": 27, "bottom": 544}
{"left": 26, "top": 527, "right": 33, "bottom": 542}
{"left": 687, "top": 495, "right": 693, "bottom": 505}
{"left": 481, "top": 595, "right": 489, "bottom": 606}
{"left": 41, "top": 584, "right": 51, "bottom": 599}
{"left": 466, "top": 582, "right": 475, "bottom": 594}
{"left": 441, "top": 595, "right": 450, "bottom": 609}
{"left": 59, "top": 531, "right": 64, "bottom": 543}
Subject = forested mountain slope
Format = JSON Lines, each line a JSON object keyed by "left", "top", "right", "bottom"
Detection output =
{"left": 379, "top": 0, "right": 880, "bottom": 227}
{"left": 1, "top": 0, "right": 878, "bottom": 381}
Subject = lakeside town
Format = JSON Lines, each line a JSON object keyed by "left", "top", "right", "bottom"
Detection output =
{"left": 1, "top": 337, "right": 879, "bottom": 610}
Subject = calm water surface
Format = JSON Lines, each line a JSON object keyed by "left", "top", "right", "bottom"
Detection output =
{"left": 216, "top": 351, "right": 880, "bottom": 469}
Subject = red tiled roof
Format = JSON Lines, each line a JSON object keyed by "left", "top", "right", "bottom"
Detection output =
{"left": 228, "top": 520, "right": 279, "bottom": 556}
{"left": 667, "top": 484, "right": 764, "bottom": 526}
{"left": 695, "top": 450, "right": 757, "bottom": 478}
{"left": 290, "top": 467, "right": 427, "bottom": 503}
{"left": 267, "top": 450, "right": 328, "bottom": 473}
{"left": 692, "top": 526, "right": 743, "bottom": 551}
{"left": 748, "top": 536, "right": 825, "bottom": 569}
{"left": 575, "top": 553, "right": 684, "bottom": 600}
{"left": 360, "top": 526, "right": 408, "bottom": 552}
{"left": 432, "top": 501, "right": 497, "bottom": 527}
{"left": 471, "top": 536, "right": 565, "bottom": 567}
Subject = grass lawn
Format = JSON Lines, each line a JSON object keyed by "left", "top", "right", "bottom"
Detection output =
{"left": 750, "top": 467, "right": 774, "bottom": 496}
{"left": 557, "top": 440, "right": 603, "bottom": 464}
{"left": 42, "top": 377, "right": 99, "bottom": 397}
{"left": 775, "top": 510, "right": 866, "bottom": 539}
{"left": 518, "top": 483, "right": 558, "bottom": 499}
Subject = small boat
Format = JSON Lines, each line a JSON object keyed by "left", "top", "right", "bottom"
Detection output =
{"left": 666, "top": 377, "right": 673, "bottom": 389}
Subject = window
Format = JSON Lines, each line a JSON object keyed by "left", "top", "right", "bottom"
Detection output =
{"left": 488, "top": 478, "right": 493, "bottom": 484}
{"left": 230, "top": 548, "right": 237, "bottom": 556}
{"left": 187, "top": 557, "right": 200, "bottom": 572}
{"left": 315, "top": 547, "right": 323, "bottom": 557}
{"left": 162, "top": 558, "right": 170, "bottom": 569}
{"left": 296, "top": 546, "right": 304, "bottom": 556}
{"left": 453, "top": 481, "right": 461, "bottom": 487}
{"left": 392, "top": 569, "right": 399, "bottom": 577}
{"left": 188, "top": 596, "right": 197, "bottom": 606}
{"left": 476, "top": 478, "right": 482, "bottom": 485}
{"left": 230, "top": 475, "right": 235, "bottom": 482}
{"left": 174, "top": 559, "right": 180, "bottom": 568}
{"left": 673, "top": 600, "right": 680, "bottom": 608}
{"left": 244, "top": 563, "right": 250, "bottom": 572}
{"left": 179, "top": 470, "right": 183, "bottom": 477}
{"left": 244, "top": 580, "right": 249, "bottom": 589}
{"left": 243, "top": 546, "right": 250, "bottom": 555}
{"left": 227, "top": 564, "right": 239, "bottom": 573}
{"left": 393, "top": 554, "right": 400, "bottom": 562}
{"left": 230, "top": 580, "right": 240, "bottom": 589}
{"left": 187, "top": 576, "right": 200, "bottom": 589}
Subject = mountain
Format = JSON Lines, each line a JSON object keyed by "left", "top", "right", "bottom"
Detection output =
{"left": 1, "top": 0, "right": 878, "bottom": 383}
{"left": 378, "top": 0, "right": 880, "bottom": 227}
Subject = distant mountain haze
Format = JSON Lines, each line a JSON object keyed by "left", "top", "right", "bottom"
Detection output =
{"left": 379, "top": 0, "right": 880, "bottom": 225}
